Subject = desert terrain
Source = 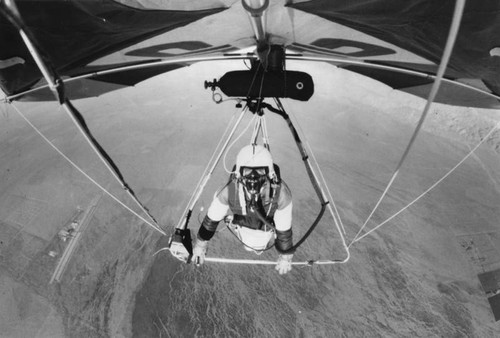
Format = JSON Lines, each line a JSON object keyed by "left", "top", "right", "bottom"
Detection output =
{"left": 1, "top": 61, "right": 500, "bottom": 337}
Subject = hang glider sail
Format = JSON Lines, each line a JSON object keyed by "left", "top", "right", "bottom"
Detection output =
{"left": 0, "top": 0, "right": 229, "bottom": 99}
{"left": 287, "top": 0, "right": 500, "bottom": 107}
{"left": 1, "top": 0, "right": 500, "bottom": 107}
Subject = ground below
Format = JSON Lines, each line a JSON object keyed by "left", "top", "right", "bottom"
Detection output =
{"left": 1, "top": 62, "right": 500, "bottom": 337}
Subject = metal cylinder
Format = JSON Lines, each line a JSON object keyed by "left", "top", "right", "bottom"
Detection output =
{"left": 241, "top": 0, "right": 269, "bottom": 43}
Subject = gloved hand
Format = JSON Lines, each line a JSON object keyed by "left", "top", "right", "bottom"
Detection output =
{"left": 192, "top": 239, "right": 209, "bottom": 266}
{"left": 275, "top": 254, "right": 293, "bottom": 275}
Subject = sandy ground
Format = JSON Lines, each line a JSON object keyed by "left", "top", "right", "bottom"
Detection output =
{"left": 1, "top": 60, "right": 500, "bottom": 337}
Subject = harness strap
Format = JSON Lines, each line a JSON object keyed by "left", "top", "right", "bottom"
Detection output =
{"left": 267, "top": 182, "right": 281, "bottom": 217}
{"left": 228, "top": 178, "right": 281, "bottom": 225}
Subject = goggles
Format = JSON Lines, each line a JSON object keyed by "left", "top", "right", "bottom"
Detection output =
{"left": 240, "top": 166, "right": 268, "bottom": 178}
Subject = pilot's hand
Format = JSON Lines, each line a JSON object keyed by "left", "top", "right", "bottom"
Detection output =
{"left": 275, "top": 254, "right": 293, "bottom": 275}
{"left": 192, "top": 239, "right": 209, "bottom": 266}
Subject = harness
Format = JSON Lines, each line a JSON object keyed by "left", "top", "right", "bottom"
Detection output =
{"left": 227, "top": 177, "right": 281, "bottom": 230}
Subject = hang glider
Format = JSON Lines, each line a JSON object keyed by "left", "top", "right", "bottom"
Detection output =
{"left": 1, "top": 0, "right": 500, "bottom": 107}
{"left": 2, "top": 0, "right": 500, "bottom": 266}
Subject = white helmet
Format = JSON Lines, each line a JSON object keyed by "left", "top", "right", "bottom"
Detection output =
{"left": 235, "top": 144, "right": 275, "bottom": 179}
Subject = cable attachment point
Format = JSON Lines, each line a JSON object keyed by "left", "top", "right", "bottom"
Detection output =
{"left": 54, "top": 78, "right": 65, "bottom": 104}
{"left": 246, "top": 98, "right": 265, "bottom": 114}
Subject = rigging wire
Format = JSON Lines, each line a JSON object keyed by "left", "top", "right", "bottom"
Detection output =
{"left": 350, "top": 0, "right": 467, "bottom": 246}
{"left": 175, "top": 105, "right": 254, "bottom": 230}
{"left": 275, "top": 99, "right": 350, "bottom": 264}
{"left": 352, "top": 121, "right": 500, "bottom": 244}
{"left": 1, "top": 1, "right": 162, "bottom": 232}
{"left": 249, "top": 114, "right": 271, "bottom": 149}
{"left": 221, "top": 61, "right": 267, "bottom": 174}
{"left": 9, "top": 103, "right": 166, "bottom": 235}
{"left": 250, "top": 115, "right": 261, "bottom": 144}
{"left": 222, "top": 113, "right": 258, "bottom": 174}
{"left": 262, "top": 114, "right": 270, "bottom": 148}
{"left": 284, "top": 100, "right": 347, "bottom": 236}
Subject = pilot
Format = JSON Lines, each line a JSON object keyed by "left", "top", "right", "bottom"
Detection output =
{"left": 192, "top": 144, "right": 294, "bottom": 274}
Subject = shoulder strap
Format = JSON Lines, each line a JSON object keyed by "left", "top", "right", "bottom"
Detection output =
{"left": 228, "top": 179, "right": 237, "bottom": 204}
{"left": 267, "top": 180, "right": 281, "bottom": 217}
{"left": 227, "top": 178, "right": 248, "bottom": 216}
